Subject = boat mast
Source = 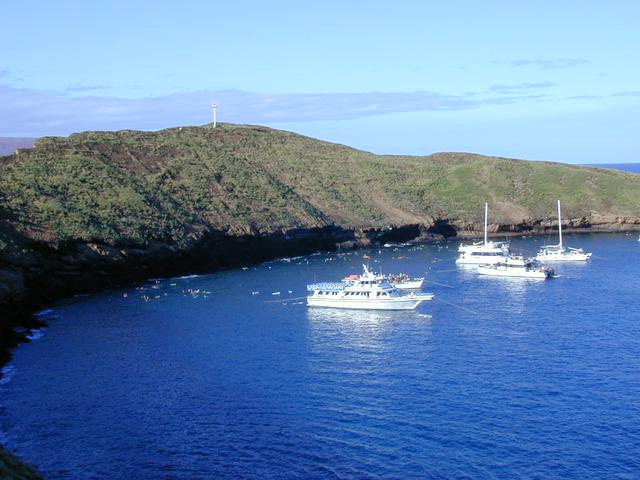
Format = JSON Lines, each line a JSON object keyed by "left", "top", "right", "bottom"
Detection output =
{"left": 484, "top": 202, "right": 488, "bottom": 245}
{"left": 557, "top": 199, "right": 563, "bottom": 249}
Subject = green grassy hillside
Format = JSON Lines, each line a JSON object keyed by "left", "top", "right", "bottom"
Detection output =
{"left": 1, "top": 123, "right": 639, "bottom": 251}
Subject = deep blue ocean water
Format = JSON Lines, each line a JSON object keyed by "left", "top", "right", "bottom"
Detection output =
{"left": 587, "top": 163, "right": 640, "bottom": 174}
{"left": 1, "top": 233, "right": 640, "bottom": 479}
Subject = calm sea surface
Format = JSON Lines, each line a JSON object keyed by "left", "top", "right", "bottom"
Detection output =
{"left": 588, "top": 163, "right": 640, "bottom": 174}
{"left": 1, "top": 233, "right": 640, "bottom": 479}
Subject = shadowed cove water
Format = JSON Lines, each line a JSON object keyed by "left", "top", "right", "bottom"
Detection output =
{"left": 1, "top": 233, "right": 639, "bottom": 479}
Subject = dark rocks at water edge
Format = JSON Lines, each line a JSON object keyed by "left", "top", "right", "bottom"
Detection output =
{"left": 0, "top": 445, "right": 43, "bottom": 480}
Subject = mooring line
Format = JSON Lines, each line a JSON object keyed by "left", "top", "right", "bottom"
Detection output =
{"left": 264, "top": 295, "right": 308, "bottom": 304}
{"left": 433, "top": 297, "right": 480, "bottom": 315}
{"left": 423, "top": 279, "right": 455, "bottom": 289}
{"left": 430, "top": 268, "right": 459, "bottom": 274}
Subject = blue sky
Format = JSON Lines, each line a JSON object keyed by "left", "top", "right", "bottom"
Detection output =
{"left": 2, "top": 1, "right": 639, "bottom": 163}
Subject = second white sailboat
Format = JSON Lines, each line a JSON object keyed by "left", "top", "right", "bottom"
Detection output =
{"left": 536, "top": 200, "right": 591, "bottom": 262}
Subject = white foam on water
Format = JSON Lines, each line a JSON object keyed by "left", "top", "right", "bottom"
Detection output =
{"left": 0, "top": 365, "right": 16, "bottom": 386}
{"left": 34, "top": 309, "right": 61, "bottom": 321}
{"left": 34, "top": 308, "right": 54, "bottom": 318}
{"left": 26, "top": 329, "right": 46, "bottom": 341}
{"left": 176, "top": 274, "right": 201, "bottom": 279}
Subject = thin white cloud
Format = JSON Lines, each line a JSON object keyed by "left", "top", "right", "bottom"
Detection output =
{"left": 609, "top": 91, "right": 640, "bottom": 97}
{"left": 489, "top": 82, "right": 557, "bottom": 94}
{"left": 0, "top": 85, "right": 483, "bottom": 135}
{"left": 565, "top": 95, "right": 603, "bottom": 100}
{"left": 0, "top": 81, "right": 619, "bottom": 137}
{"left": 510, "top": 58, "right": 589, "bottom": 69}
{"left": 65, "top": 83, "right": 111, "bottom": 93}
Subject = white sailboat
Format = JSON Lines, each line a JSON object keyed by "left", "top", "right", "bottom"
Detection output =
{"left": 456, "top": 203, "right": 509, "bottom": 265}
{"left": 536, "top": 200, "right": 592, "bottom": 262}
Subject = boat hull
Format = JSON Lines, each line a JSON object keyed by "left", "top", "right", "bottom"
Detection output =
{"left": 456, "top": 255, "right": 506, "bottom": 265}
{"left": 307, "top": 295, "right": 433, "bottom": 310}
{"left": 536, "top": 253, "right": 591, "bottom": 262}
{"left": 477, "top": 265, "right": 551, "bottom": 279}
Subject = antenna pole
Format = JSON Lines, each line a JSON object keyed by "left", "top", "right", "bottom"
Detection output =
{"left": 484, "top": 202, "right": 488, "bottom": 245}
{"left": 557, "top": 199, "right": 563, "bottom": 249}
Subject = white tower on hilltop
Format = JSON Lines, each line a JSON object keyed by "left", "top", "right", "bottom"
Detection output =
{"left": 211, "top": 103, "right": 217, "bottom": 128}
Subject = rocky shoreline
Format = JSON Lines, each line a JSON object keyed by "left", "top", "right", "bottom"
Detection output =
{"left": 0, "top": 445, "right": 42, "bottom": 479}
{"left": 2, "top": 216, "right": 640, "bottom": 377}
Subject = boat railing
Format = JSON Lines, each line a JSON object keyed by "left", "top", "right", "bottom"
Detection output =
{"left": 306, "top": 282, "right": 346, "bottom": 292}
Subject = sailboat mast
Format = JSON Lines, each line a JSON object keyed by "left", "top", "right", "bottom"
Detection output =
{"left": 484, "top": 202, "right": 488, "bottom": 245}
{"left": 557, "top": 199, "right": 563, "bottom": 249}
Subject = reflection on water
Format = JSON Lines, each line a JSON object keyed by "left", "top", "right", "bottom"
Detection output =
{"left": 304, "top": 307, "right": 436, "bottom": 403}
{"left": 455, "top": 260, "right": 553, "bottom": 317}
{"left": 306, "top": 308, "right": 428, "bottom": 351}
{"left": 306, "top": 307, "right": 433, "bottom": 368}
{"left": 307, "top": 306, "right": 422, "bottom": 324}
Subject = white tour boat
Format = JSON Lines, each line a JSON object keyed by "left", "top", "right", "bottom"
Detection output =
{"left": 477, "top": 255, "right": 554, "bottom": 279}
{"left": 308, "top": 265, "right": 434, "bottom": 310}
{"left": 456, "top": 203, "right": 510, "bottom": 265}
{"left": 536, "top": 200, "right": 592, "bottom": 262}
{"left": 389, "top": 274, "right": 425, "bottom": 290}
